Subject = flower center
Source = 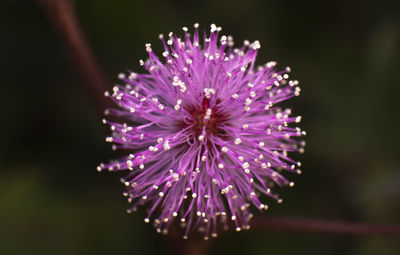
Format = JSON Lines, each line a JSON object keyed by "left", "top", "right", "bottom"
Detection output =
{"left": 185, "top": 98, "right": 231, "bottom": 141}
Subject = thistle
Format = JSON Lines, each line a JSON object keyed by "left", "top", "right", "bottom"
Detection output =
{"left": 98, "top": 24, "right": 305, "bottom": 239}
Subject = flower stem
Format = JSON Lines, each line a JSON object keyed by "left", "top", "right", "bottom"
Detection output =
{"left": 43, "top": 0, "right": 110, "bottom": 113}
{"left": 252, "top": 216, "right": 400, "bottom": 236}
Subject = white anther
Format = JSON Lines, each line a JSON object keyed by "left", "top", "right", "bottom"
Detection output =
{"left": 210, "top": 24, "right": 217, "bottom": 33}
{"left": 234, "top": 138, "right": 242, "bottom": 144}
{"left": 259, "top": 141, "right": 265, "bottom": 147}
{"left": 145, "top": 46, "right": 152, "bottom": 53}
{"left": 266, "top": 61, "right": 277, "bottom": 68}
{"left": 232, "top": 93, "right": 238, "bottom": 99}
{"left": 204, "top": 108, "right": 212, "bottom": 120}
{"left": 221, "top": 146, "right": 228, "bottom": 153}
{"left": 251, "top": 40, "right": 261, "bottom": 49}
{"left": 295, "top": 87, "right": 301, "bottom": 96}
{"left": 204, "top": 88, "right": 215, "bottom": 98}
{"left": 245, "top": 98, "right": 252, "bottom": 106}
{"left": 198, "top": 135, "right": 204, "bottom": 141}
{"left": 163, "top": 140, "right": 171, "bottom": 151}
{"left": 218, "top": 163, "right": 224, "bottom": 169}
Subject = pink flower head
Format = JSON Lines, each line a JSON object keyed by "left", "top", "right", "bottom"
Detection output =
{"left": 98, "top": 24, "right": 305, "bottom": 239}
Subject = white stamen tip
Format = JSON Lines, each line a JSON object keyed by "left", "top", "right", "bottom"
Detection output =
{"left": 210, "top": 24, "right": 217, "bottom": 33}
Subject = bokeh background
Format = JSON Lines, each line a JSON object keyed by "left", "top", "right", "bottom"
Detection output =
{"left": 1, "top": 0, "right": 400, "bottom": 254}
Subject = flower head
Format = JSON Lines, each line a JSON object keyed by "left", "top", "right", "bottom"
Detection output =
{"left": 98, "top": 24, "right": 305, "bottom": 239}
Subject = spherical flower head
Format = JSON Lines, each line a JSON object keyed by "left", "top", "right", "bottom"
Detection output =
{"left": 98, "top": 24, "right": 305, "bottom": 239}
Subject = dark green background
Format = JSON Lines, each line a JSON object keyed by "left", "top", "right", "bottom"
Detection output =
{"left": 1, "top": 0, "right": 399, "bottom": 254}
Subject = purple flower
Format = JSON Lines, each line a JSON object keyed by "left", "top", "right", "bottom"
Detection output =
{"left": 98, "top": 24, "right": 305, "bottom": 239}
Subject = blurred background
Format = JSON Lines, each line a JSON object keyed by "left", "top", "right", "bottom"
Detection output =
{"left": 1, "top": 0, "right": 400, "bottom": 254}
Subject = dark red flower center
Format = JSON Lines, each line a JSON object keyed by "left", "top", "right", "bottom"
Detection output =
{"left": 183, "top": 98, "right": 231, "bottom": 140}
